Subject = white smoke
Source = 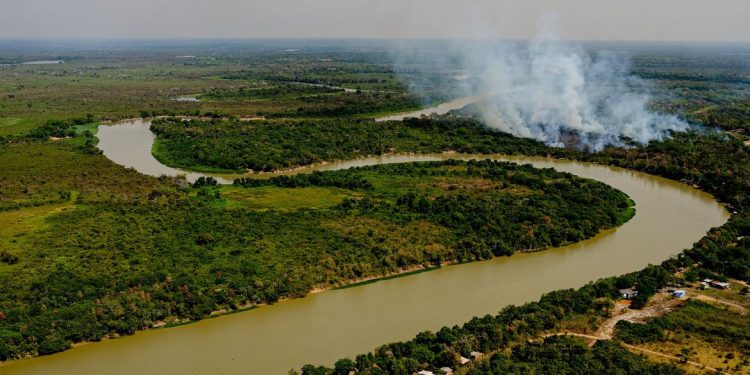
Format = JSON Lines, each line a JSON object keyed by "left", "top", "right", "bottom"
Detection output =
{"left": 396, "top": 24, "right": 688, "bottom": 151}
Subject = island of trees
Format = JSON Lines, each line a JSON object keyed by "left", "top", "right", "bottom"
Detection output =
{"left": 0, "top": 125, "right": 632, "bottom": 359}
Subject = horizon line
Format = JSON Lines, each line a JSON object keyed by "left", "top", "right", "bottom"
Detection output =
{"left": 1, "top": 36, "right": 749, "bottom": 46}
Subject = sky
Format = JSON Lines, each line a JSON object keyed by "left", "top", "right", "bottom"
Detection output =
{"left": 1, "top": 0, "right": 749, "bottom": 43}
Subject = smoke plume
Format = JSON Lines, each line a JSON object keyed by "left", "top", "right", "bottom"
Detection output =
{"left": 396, "top": 27, "right": 688, "bottom": 150}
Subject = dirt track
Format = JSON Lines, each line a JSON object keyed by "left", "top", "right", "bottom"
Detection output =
{"left": 545, "top": 332, "right": 723, "bottom": 373}
{"left": 595, "top": 293, "right": 685, "bottom": 339}
{"left": 543, "top": 292, "right": 729, "bottom": 374}
{"left": 694, "top": 294, "right": 749, "bottom": 315}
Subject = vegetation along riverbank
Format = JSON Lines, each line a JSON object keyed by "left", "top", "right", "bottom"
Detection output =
{"left": 298, "top": 130, "right": 750, "bottom": 375}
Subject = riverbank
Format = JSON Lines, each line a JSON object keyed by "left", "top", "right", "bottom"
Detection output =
{"left": 0, "top": 131, "right": 726, "bottom": 374}
{"left": 0, "top": 148, "right": 639, "bottom": 367}
{"left": 298, "top": 130, "right": 750, "bottom": 374}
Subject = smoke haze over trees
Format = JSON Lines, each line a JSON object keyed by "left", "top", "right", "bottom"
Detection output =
{"left": 396, "top": 26, "right": 689, "bottom": 150}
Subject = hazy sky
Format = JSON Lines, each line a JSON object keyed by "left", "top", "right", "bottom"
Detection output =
{"left": 2, "top": 0, "right": 749, "bottom": 42}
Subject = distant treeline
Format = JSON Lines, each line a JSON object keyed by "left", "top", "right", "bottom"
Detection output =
{"left": 204, "top": 84, "right": 343, "bottom": 100}
{"left": 234, "top": 170, "right": 373, "bottom": 190}
{"left": 150, "top": 116, "right": 555, "bottom": 172}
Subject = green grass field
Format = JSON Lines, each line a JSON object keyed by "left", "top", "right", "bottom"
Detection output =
{"left": 0, "top": 118, "right": 35, "bottom": 136}
{"left": 213, "top": 185, "right": 360, "bottom": 210}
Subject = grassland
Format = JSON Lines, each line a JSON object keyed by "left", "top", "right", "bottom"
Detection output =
{"left": 616, "top": 294, "right": 750, "bottom": 374}
{"left": 0, "top": 118, "right": 34, "bottom": 136}
{"left": 215, "top": 186, "right": 360, "bottom": 210}
{"left": 635, "top": 48, "right": 750, "bottom": 134}
{"left": 0, "top": 43, "right": 437, "bottom": 138}
{"left": 0, "top": 141, "right": 164, "bottom": 211}
{"left": 0, "top": 199, "right": 76, "bottom": 255}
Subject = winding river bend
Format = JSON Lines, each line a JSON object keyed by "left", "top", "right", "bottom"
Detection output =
{"left": 0, "top": 115, "right": 728, "bottom": 374}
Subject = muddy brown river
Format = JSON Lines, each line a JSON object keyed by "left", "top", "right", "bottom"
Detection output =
{"left": 0, "top": 117, "right": 729, "bottom": 375}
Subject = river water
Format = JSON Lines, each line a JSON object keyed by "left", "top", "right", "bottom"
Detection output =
{"left": 375, "top": 94, "right": 487, "bottom": 122}
{"left": 0, "top": 117, "right": 729, "bottom": 375}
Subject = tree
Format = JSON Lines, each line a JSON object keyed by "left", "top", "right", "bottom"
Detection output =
{"left": 333, "top": 358, "right": 355, "bottom": 375}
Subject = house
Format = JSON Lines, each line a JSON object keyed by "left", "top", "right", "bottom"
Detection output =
{"left": 470, "top": 351, "right": 484, "bottom": 360}
{"left": 417, "top": 371, "right": 434, "bottom": 375}
{"left": 672, "top": 290, "right": 686, "bottom": 298}
{"left": 439, "top": 367, "right": 454, "bottom": 375}
{"left": 709, "top": 280, "right": 731, "bottom": 289}
{"left": 619, "top": 288, "right": 638, "bottom": 299}
{"left": 699, "top": 282, "right": 710, "bottom": 290}
{"left": 459, "top": 356, "right": 470, "bottom": 365}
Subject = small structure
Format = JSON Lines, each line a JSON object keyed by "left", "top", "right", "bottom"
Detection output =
{"left": 709, "top": 280, "right": 731, "bottom": 289}
{"left": 459, "top": 356, "right": 470, "bottom": 365}
{"left": 619, "top": 288, "right": 639, "bottom": 299}
{"left": 417, "top": 371, "right": 434, "bottom": 375}
{"left": 699, "top": 282, "right": 710, "bottom": 290}
{"left": 470, "top": 351, "right": 484, "bottom": 360}
{"left": 672, "top": 290, "right": 686, "bottom": 298}
{"left": 439, "top": 367, "right": 453, "bottom": 374}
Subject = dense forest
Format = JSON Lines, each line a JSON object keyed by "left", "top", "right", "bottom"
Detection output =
{"left": 150, "top": 116, "right": 553, "bottom": 172}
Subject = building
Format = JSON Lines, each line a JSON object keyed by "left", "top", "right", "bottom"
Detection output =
{"left": 470, "top": 351, "right": 484, "bottom": 360}
{"left": 619, "top": 288, "right": 638, "bottom": 299}
{"left": 439, "top": 367, "right": 454, "bottom": 375}
{"left": 459, "top": 356, "right": 470, "bottom": 365}
{"left": 672, "top": 290, "right": 686, "bottom": 298}
{"left": 417, "top": 371, "right": 434, "bottom": 375}
{"left": 709, "top": 280, "right": 731, "bottom": 289}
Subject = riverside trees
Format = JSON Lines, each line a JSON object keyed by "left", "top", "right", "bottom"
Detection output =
{"left": 300, "top": 132, "right": 750, "bottom": 374}
{"left": 0, "top": 144, "right": 631, "bottom": 360}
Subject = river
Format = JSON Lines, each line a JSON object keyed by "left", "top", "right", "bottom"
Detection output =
{"left": 0, "top": 116, "right": 729, "bottom": 374}
{"left": 375, "top": 93, "right": 487, "bottom": 122}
